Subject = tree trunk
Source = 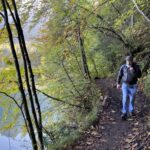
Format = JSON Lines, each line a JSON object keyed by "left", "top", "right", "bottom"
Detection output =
{"left": 77, "top": 21, "right": 91, "bottom": 79}
{"left": 1, "top": 1, "right": 38, "bottom": 149}
{"left": 7, "top": 0, "right": 44, "bottom": 149}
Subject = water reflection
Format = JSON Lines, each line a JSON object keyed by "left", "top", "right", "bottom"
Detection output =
{"left": 0, "top": 93, "right": 53, "bottom": 150}
{"left": 0, "top": 133, "right": 32, "bottom": 150}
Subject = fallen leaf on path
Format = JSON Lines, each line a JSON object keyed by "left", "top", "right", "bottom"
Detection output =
{"left": 134, "top": 122, "right": 139, "bottom": 126}
{"left": 124, "top": 144, "right": 131, "bottom": 149}
{"left": 86, "top": 139, "right": 93, "bottom": 145}
{"left": 132, "top": 143, "right": 138, "bottom": 148}
{"left": 111, "top": 110, "right": 116, "bottom": 113}
{"left": 133, "top": 131, "right": 140, "bottom": 136}
{"left": 128, "top": 118, "right": 134, "bottom": 121}
{"left": 100, "top": 96, "right": 103, "bottom": 99}
{"left": 100, "top": 139, "right": 107, "bottom": 142}
{"left": 91, "top": 131, "right": 99, "bottom": 136}
{"left": 75, "top": 146, "right": 83, "bottom": 149}
{"left": 85, "top": 131, "right": 90, "bottom": 134}
{"left": 128, "top": 134, "right": 136, "bottom": 140}
{"left": 90, "top": 125, "right": 94, "bottom": 129}
{"left": 86, "top": 141, "right": 93, "bottom": 145}
{"left": 109, "top": 117, "right": 115, "bottom": 121}
{"left": 100, "top": 126, "right": 105, "bottom": 130}
{"left": 95, "top": 135, "right": 101, "bottom": 138}
{"left": 128, "top": 134, "right": 134, "bottom": 137}
{"left": 132, "top": 127, "right": 139, "bottom": 132}
{"left": 125, "top": 138, "right": 132, "bottom": 143}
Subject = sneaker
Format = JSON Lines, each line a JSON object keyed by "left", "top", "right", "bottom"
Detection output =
{"left": 121, "top": 113, "right": 127, "bottom": 120}
{"left": 129, "top": 111, "right": 136, "bottom": 117}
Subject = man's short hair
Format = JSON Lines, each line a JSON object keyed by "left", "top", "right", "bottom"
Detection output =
{"left": 125, "top": 55, "right": 133, "bottom": 61}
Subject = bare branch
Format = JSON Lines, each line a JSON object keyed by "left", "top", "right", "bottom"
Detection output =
{"left": 0, "top": 12, "right": 6, "bottom": 37}
{"left": 36, "top": 89, "right": 83, "bottom": 108}
{"left": 42, "top": 127, "right": 55, "bottom": 141}
{"left": 0, "top": 91, "right": 21, "bottom": 108}
{"left": 6, "top": 0, "right": 18, "bottom": 26}
{"left": 90, "top": 25, "right": 133, "bottom": 50}
{"left": 79, "top": 0, "right": 109, "bottom": 20}
{"left": 78, "top": 4, "right": 134, "bottom": 52}
{"left": 0, "top": 91, "right": 30, "bottom": 134}
{"left": 132, "top": 0, "right": 150, "bottom": 23}
{"left": 142, "top": 55, "right": 150, "bottom": 73}
{"left": 0, "top": 12, "right": 5, "bottom": 18}
{"left": 61, "top": 59, "right": 82, "bottom": 97}
{"left": 111, "top": 3, "right": 122, "bottom": 16}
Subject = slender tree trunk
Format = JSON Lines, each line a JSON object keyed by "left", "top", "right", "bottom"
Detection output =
{"left": 66, "top": 40, "right": 85, "bottom": 78}
{"left": 77, "top": 22, "right": 91, "bottom": 79}
{"left": 10, "top": 0, "right": 43, "bottom": 149}
{"left": 132, "top": 0, "right": 150, "bottom": 23}
{"left": 91, "top": 56, "right": 98, "bottom": 77}
{"left": 61, "top": 59, "right": 82, "bottom": 97}
{"left": 1, "top": 1, "right": 38, "bottom": 150}
{"left": 142, "top": 55, "right": 150, "bottom": 73}
{"left": 6, "top": 1, "right": 43, "bottom": 149}
{"left": 130, "top": 15, "right": 134, "bottom": 26}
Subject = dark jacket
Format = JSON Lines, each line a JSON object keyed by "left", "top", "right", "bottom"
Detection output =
{"left": 117, "top": 62, "right": 142, "bottom": 85}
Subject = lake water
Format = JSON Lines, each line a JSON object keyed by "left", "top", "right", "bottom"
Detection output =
{"left": 0, "top": 134, "right": 32, "bottom": 150}
{"left": 0, "top": 93, "right": 55, "bottom": 150}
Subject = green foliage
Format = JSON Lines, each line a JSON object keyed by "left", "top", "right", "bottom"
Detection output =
{"left": 1, "top": 0, "right": 150, "bottom": 149}
{"left": 0, "top": 96, "right": 20, "bottom": 132}
{"left": 44, "top": 83, "right": 102, "bottom": 150}
{"left": 143, "top": 71, "right": 150, "bottom": 97}
{"left": 22, "top": 0, "right": 150, "bottom": 148}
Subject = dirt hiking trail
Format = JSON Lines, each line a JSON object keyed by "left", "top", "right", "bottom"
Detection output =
{"left": 68, "top": 78, "right": 150, "bottom": 150}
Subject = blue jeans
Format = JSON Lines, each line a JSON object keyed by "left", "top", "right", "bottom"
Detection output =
{"left": 121, "top": 83, "right": 137, "bottom": 114}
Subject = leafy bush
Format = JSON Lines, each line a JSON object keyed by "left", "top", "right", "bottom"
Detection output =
{"left": 143, "top": 71, "right": 150, "bottom": 97}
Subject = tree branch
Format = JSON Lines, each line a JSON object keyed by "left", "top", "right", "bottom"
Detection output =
{"left": 0, "top": 91, "right": 30, "bottom": 134}
{"left": 78, "top": 4, "right": 104, "bottom": 21}
{"left": 78, "top": 4, "right": 134, "bottom": 52}
{"left": 0, "top": 12, "right": 6, "bottom": 37}
{"left": 0, "top": 91, "right": 21, "bottom": 108}
{"left": 36, "top": 89, "right": 83, "bottom": 108}
{"left": 0, "top": 12, "right": 5, "bottom": 18}
{"left": 5, "top": 0, "right": 18, "bottom": 26}
{"left": 132, "top": 0, "right": 150, "bottom": 23}
{"left": 90, "top": 25, "right": 133, "bottom": 50}
{"left": 111, "top": 3, "right": 122, "bottom": 16}
{"left": 61, "top": 59, "right": 82, "bottom": 97}
{"left": 78, "top": 0, "right": 109, "bottom": 20}
{"left": 142, "top": 55, "right": 150, "bottom": 73}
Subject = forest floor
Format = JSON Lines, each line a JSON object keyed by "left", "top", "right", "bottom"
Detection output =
{"left": 68, "top": 78, "right": 150, "bottom": 150}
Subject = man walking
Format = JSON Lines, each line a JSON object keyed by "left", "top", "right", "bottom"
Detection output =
{"left": 117, "top": 55, "right": 142, "bottom": 120}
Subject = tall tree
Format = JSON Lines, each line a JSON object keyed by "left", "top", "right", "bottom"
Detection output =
{"left": 77, "top": 19, "right": 91, "bottom": 79}
{"left": 0, "top": 0, "right": 38, "bottom": 149}
{"left": 1, "top": 0, "right": 44, "bottom": 149}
